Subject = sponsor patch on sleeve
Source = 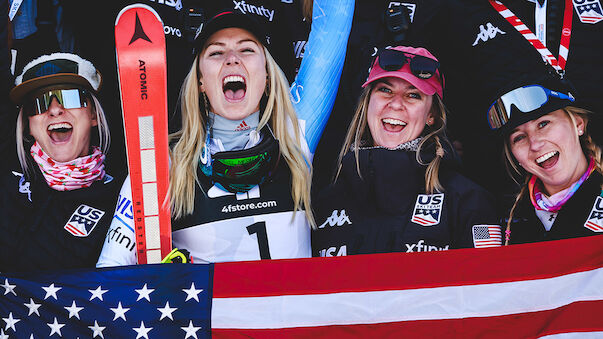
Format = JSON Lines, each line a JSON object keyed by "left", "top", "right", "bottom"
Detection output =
{"left": 584, "top": 196, "right": 603, "bottom": 232}
{"left": 411, "top": 194, "right": 444, "bottom": 226}
{"left": 64, "top": 204, "right": 106, "bottom": 237}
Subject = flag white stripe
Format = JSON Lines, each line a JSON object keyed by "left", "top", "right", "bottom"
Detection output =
{"left": 212, "top": 267, "right": 603, "bottom": 329}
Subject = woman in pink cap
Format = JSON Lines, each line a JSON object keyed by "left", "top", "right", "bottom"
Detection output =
{"left": 312, "top": 46, "right": 501, "bottom": 257}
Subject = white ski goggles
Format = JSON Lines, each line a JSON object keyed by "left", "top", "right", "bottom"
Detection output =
{"left": 487, "top": 85, "right": 574, "bottom": 130}
{"left": 23, "top": 88, "right": 89, "bottom": 116}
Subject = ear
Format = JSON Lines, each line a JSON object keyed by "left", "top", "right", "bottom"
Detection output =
{"left": 426, "top": 112, "right": 435, "bottom": 126}
{"left": 573, "top": 113, "right": 586, "bottom": 135}
{"left": 198, "top": 77, "right": 204, "bottom": 93}
{"left": 90, "top": 112, "right": 98, "bottom": 127}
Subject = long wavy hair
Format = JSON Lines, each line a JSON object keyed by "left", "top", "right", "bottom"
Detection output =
{"left": 15, "top": 94, "right": 110, "bottom": 176}
{"left": 502, "top": 106, "right": 602, "bottom": 245}
{"left": 169, "top": 44, "right": 314, "bottom": 226}
{"left": 335, "top": 82, "right": 449, "bottom": 194}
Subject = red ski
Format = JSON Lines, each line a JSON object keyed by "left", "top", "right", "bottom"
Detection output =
{"left": 115, "top": 4, "right": 172, "bottom": 264}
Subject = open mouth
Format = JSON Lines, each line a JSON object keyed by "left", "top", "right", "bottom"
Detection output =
{"left": 382, "top": 118, "right": 407, "bottom": 132}
{"left": 536, "top": 151, "right": 559, "bottom": 169}
{"left": 47, "top": 122, "right": 73, "bottom": 143}
{"left": 223, "top": 75, "right": 246, "bottom": 102}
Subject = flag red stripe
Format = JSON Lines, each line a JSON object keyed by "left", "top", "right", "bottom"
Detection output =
{"left": 212, "top": 300, "right": 603, "bottom": 338}
{"left": 213, "top": 236, "right": 603, "bottom": 298}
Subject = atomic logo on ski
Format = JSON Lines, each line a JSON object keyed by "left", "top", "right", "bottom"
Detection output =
{"left": 129, "top": 13, "right": 153, "bottom": 45}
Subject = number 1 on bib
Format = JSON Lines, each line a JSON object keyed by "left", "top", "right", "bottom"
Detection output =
{"left": 115, "top": 4, "right": 172, "bottom": 264}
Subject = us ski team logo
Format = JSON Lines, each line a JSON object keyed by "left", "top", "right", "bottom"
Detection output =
{"left": 64, "top": 204, "right": 106, "bottom": 237}
{"left": 573, "top": 0, "right": 603, "bottom": 24}
{"left": 411, "top": 193, "right": 444, "bottom": 226}
{"left": 584, "top": 196, "right": 603, "bottom": 232}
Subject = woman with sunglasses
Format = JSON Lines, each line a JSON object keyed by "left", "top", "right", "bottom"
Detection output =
{"left": 97, "top": 1, "right": 354, "bottom": 266}
{"left": 0, "top": 53, "right": 118, "bottom": 273}
{"left": 312, "top": 46, "right": 501, "bottom": 257}
{"left": 489, "top": 75, "right": 603, "bottom": 245}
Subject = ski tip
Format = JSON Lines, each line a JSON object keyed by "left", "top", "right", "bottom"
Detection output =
{"left": 115, "top": 3, "right": 164, "bottom": 27}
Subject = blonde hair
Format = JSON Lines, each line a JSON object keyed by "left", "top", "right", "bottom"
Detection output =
{"left": 335, "top": 83, "right": 449, "bottom": 194}
{"left": 502, "top": 106, "right": 602, "bottom": 245}
{"left": 169, "top": 45, "right": 314, "bottom": 227}
{"left": 16, "top": 94, "right": 110, "bottom": 176}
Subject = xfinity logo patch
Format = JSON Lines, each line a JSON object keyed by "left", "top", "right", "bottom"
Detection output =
{"left": 233, "top": 0, "right": 275, "bottom": 21}
{"left": 64, "top": 205, "right": 106, "bottom": 237}
{"left": 411, "top": 193, "right": 443, "bottom": 226}
{"left": 472, "top": 22, "right": 505, "bottom": 46}
{"left": 405, "top": 240, "right": 449, "bottom": 253}
{"left": 584, "top": 196, "right": 603, "bottom": 232}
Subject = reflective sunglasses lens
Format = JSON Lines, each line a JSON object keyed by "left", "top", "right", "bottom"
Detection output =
{"left": 26, "top": 89, "right": 87, "bottom": 115}
{"left": 501, "top": 86, "right": 548, "bottom": 114}
{"left": 487, "top": 86, "right": 550, "bottom": 130}
{"left": 378, "top": 49, "right": 407, "bottom": 71}
{"left": 409, "top": 55, "right": 439, "bottom": 79}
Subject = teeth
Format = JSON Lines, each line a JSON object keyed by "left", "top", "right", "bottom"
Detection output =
{"left": 536, "top": 151, "right": 558, "bottom": 164}
{"left": 47, "top": 123, "right": 72, "bottom": 131}
{"left": 382, "top": 118, "right": 406, "bottom": 126}
{"left": 223, "top": 75, "right": 245, "bottom": 85}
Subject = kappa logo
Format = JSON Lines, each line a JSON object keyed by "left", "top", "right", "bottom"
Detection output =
{"left": 12, "top": 171, "right": 32, "bottom": 202}
{"left": 318, "top": 210, "right": 352, "bottom": 228}
{"left": 411, "top": 193, "right": 444, "bottom": 226}
{"left": 573, "top": 0, "right": 603, "bottom": 23}
{"left": 64, "top": 205, "right": 106, "bottom": 237}
{"left": 584, "top": 196, "right": 603, "bottom": 232}
{"left": 472, "top": 22, "right": 506, "bottom": 46}
{"left": 233, "top": 0, "right": 275, "bottom": 22}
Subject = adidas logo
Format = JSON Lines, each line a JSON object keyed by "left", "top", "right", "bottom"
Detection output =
{"left": 472, "top": 22, "right": 505, "bottom": 46}
{"left": 235, "top": 120, "right": 250, "bottom": 131}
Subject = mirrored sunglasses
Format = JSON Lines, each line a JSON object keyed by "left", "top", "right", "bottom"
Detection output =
{"left": 487, "top": 85, "right": 574, "bottom": 130}
{"left": 377, "top": 49, "right": 440, "bottom": 80}
{"left": 23, "top": 88, "right": 89, "bottom": 116}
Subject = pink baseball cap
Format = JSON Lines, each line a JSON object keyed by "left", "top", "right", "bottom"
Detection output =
{"left": 362, "top": 46, "right": 443, "bottom": 98}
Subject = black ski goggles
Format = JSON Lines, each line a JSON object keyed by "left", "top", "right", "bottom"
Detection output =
{"left": 23, "top": 88, "right": 89, "bottom": 116}
{"left": 201, "top": 127, "right": 280, "bottom": 193}
{"left": 487, "top": 85, "right": 574, "bottom": 130}
{"left": 377, "top": 49, "right": 441, "bottom": 80}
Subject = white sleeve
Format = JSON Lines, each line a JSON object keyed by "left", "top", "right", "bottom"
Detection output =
{"left": 96, "top": 176, "right": 138, "bottom": 267}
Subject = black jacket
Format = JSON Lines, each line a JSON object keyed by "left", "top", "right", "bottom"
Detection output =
{"left": 312, "top": 146, "right": 501, "bottom": 257}
{"left": 0, "top": 160, "right": 120, "bottom": 273}
{"left": 509, "top": 171, "right": 603, "bottom": 244}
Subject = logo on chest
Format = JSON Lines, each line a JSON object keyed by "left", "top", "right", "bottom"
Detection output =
{"left": 64, "top": 204, "right": 106, "bottom": 237}
{"left": 411, "top": 193, "right": 444, "bottom": 226}
{"left": 573, "top": 0, "right": 603, "bottom": 24}
{"left": 584, "top": 196, "right": 603, "bottom": 232}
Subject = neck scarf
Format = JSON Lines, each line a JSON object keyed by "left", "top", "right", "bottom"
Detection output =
{"left": 30, "top": 142, "right": 106, "bottom": 191}
{"left": 529, "top": 157, "right": 596, "bottom": 212}
{"left": 209, "top": 111, "right": 260, "bottom": 151}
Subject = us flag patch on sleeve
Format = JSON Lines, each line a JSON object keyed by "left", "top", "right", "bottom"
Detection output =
{"left": 472, "top": 225, "right": 502, "bottom": 248}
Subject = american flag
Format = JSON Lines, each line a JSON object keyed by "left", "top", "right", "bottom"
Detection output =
{"left": 2, "top": 236, "right": 603, "bottom": 338}
{"left": 0, "top": 264, "right": 212, "bottom": 338}
{"left": 472, "top": 224, "right": 502, "bottom": 248}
